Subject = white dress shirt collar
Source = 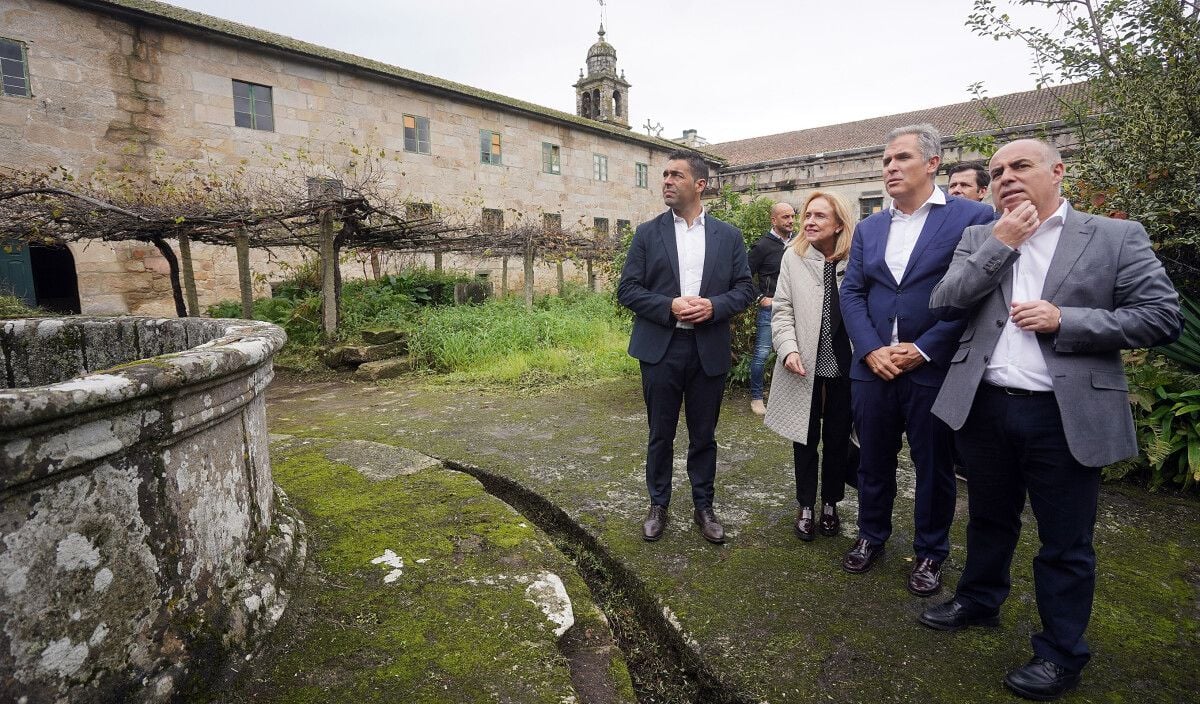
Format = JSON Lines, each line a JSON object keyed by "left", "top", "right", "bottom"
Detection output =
{"left": 888, "top": 185, "right": 945, "bottom": 217}
{"left": 672, "top": 209, "right": 705, "bottom": 229}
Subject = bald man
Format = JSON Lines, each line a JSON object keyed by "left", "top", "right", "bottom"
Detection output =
{"left": 922, "top": 138, "right": 1180, "bottom": 700}
{"left": 747, "top": 202, "right": 796, "bottom": 414}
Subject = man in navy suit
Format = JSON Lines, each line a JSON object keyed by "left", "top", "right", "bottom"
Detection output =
{"left": 618, "top": 150, "right": 757, "bottom": 544}
{"left": 839, "top": 124, "right": 994, "bottom": 594}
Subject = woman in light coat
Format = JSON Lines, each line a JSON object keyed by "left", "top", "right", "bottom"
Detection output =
{"left": 764, "top": 190, "right": 857, "bottom": 541}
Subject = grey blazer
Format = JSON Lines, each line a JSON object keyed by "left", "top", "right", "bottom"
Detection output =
{"left": 929, "top": 206, "right": 1181, "bottom": 467}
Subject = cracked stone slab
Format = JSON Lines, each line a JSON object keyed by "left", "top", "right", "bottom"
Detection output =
{"left": 321, "top": 439, "right": 440, "bottom": 480}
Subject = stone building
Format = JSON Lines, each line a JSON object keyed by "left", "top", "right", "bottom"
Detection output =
{"left": 706, "top": 83, "right": 1085, "bottom": 220}
{"left": 574, "top": 25, "right": 631, "bottom": 129}
{"left": 0, "top": 0, "right": 681, "bottom": 315}
{"left": 0, "top": 0, "right": 1083, "bottom": 317}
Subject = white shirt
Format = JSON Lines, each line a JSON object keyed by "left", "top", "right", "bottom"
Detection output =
{"left": 885, "top": 186, "right": 945, "bottom": 284}
{"left": 674, "top": 210, "right": 706, "bottom": 328}
{"left": 983, "top": 198, "right": 1069, "bottom": 391}
{"left": 884, "top": 186, "right": 944, "bottom": 353}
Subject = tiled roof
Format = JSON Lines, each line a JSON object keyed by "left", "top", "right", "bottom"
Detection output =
{"left": 75, "top": 0, "right": 702, "bottom": 157}
{"left": 709, "top": 83, "right": 1090, "bottom": 167}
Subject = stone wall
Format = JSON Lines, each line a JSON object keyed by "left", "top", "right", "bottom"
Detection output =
{"left": 0, "top": 317, "right": 302, "bottom": 703}
{"left": 0, "top": 0, "right": 672, "bottom": 315}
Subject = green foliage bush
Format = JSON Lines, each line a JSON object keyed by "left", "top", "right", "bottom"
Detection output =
{"left": 378, "top": 268, "right": 469, "bottom": 306}
{"left": 1157, "top": 292, "right": 1200, "bottom": 372}
{"left": 1112, "top": 353, "right": 1200, "bottom": 491}
{"left": 706, "top": 184, "right": 777, "bottom": 387}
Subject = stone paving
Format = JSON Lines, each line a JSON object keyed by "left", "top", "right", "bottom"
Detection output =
{"left": 230, "top": 375, "right": 1200, "bottom": 703}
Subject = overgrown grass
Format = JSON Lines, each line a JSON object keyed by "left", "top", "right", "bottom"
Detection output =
{"left": 408, "top": 286, "right": 636, "bottom": 386}
{"left": 0, "top": 294, "right": 39, "bottom": 319}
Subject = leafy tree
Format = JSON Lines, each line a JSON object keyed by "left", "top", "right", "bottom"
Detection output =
{"left": 703, "top": 184, "right": 778, "bottom": 384}
{"left": 704, "top": 183, "right": 777, "bottom": 251}
{"left": 967, "top": 0, "right": 1200, "bottom": 295}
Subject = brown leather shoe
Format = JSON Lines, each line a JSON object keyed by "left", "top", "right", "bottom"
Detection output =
{"left": 642, "top": 505, "right": 668, "bottom": 542}
{"left": 907, "top": 557, "right": 943, "bottom": 597}
{"left": 693, "top": 507, "right": 725, "bottom": 544}
{"left": 818, "top": 504, "right": 840, "bottom": 537}
{"left": 794, "top": 506, "right": 815, "bottom": 541}
{"left": 842, "top": 538, "right": 884, "bottom": 573}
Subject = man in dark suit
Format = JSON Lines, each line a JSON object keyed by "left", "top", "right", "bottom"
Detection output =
{"left": 920, "top": 139, "right": 1180, "bottom": 701}
{"left": 617, "top": 150, "right": 756, "bottom": 544}
{"left": 839, "top": 124, "right": 994, "bottom": 594}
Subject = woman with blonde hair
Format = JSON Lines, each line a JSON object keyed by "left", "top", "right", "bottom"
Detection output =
{"left": 764, "top": 190, "right": 857, "bottom": 540}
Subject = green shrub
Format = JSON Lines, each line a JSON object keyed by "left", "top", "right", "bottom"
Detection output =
{"left": 380, "top": 268, "right": 472, "bottom": 306}
{"left": 271, "top": 257, "right": 322, "bottom": 301}
{"left": 339, "top": 279, "right": 415, "bottom": 331}
{"left": 0, "top": 295, "right": 39, "bottom": 319}
{"left": 1157, "top": 292, "right": 1200, "bottom": 372}
{"left": 1110, "top": 353, "right": 1200, "bottom": 491}
{"left": 206, "top": 294, "right": 322, "bottom": 345}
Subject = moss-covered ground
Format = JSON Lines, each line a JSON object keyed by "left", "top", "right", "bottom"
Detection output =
{"left": 212, "top": 436, "right": 633, "bottom": 704}
{"left": 257, "top": 375, "right": 1200, "bottom": 703}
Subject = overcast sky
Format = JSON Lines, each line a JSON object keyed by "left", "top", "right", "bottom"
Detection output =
{"left": 167, "top": 0, "right": 1065, "bottom": 144}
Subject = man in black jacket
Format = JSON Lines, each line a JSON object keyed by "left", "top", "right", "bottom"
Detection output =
{"left": 747, "top": 202, "right": 795, "bottom": 414}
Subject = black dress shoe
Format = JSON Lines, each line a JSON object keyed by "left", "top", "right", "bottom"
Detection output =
{"left": 642, "top": 505, "right": 667, "bottom": 542}
{"left": 907, "top": 557, "right": 943, "bottom": 597}
{"left": 693, "top": 507, "right": 725, "bottom": 544}
{"left": 1003, "top": 656, "right": 1081, "bottom": 701}
{"left": 842, "top": 538, "right": 884, "bottom": 573}
{"left": 818, "top": 504, "right": 840, "bottom": 537}
{"left": 794, "top": 506, "right": 815, "bottom": 541}
{"left": 918, "top": 598, "right": 1000, "bottom": 631}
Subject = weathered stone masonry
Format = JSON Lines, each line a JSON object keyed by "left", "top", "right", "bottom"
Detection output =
{"left": 0, "top": 317, "right": 301, "bottom": 703}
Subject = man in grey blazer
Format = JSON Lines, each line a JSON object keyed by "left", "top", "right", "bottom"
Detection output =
{"left": 919, "top": 139, "right": 1181, "bottom": 701}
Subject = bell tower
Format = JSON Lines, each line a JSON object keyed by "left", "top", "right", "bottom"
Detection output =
{"left": 573, "top": 24, "right": 631, "bottom": 129}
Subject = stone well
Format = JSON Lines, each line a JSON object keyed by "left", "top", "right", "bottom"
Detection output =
{"left": 0, "top": 317, "right": 303, "bottom": 703}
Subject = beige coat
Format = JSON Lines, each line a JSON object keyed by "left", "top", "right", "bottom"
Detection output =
{"left": 763, "top": 246, "right": 848, "bottom": 443}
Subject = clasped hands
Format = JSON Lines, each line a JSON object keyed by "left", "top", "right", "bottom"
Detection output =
{"left": 865, "top": 343, "right": 925, "bottom": 381}
{"left": 672, "top": 295, "right": 713, "bottom": 323}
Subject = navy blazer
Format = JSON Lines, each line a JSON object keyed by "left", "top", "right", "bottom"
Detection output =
{"left": 617, "top": 210, "right": 757, "bottom": 376}
{"left": 839, "top": 195, "right": 994, "bottom": 387}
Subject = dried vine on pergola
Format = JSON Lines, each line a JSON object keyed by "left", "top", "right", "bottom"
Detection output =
{"left": 0, "top": 167, "right": 615, "bottom": 322}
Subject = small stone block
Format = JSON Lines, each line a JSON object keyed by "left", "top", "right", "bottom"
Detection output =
{"left": 361, "top": 328, "right": 404, "bottom": 345}
{"left": 332, "top": 340, "right": 408, "bottom": 366}
{"left": 353, "top": 356, "right": 410, "bottom": 381}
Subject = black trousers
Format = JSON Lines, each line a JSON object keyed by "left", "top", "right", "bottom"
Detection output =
{"left": 640, "top": 329, "right": 727, "bottom": 509}
{"left": 793, "top": 375, "right": 851, "bottom": 506}
{"left": 953, "top": 384, "right": 1100, "bottom": 673}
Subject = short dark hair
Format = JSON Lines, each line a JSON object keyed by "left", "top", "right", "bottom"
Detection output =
{"left": 946, "top": 161, "right": 990, "bottom": 189}
{"left": 666, "top": 150, "right": 709, "bottom": 183}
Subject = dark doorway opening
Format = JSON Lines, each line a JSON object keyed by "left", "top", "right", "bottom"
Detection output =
{"left": 30, "top": 244, "right": 81, "bottom": 314}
